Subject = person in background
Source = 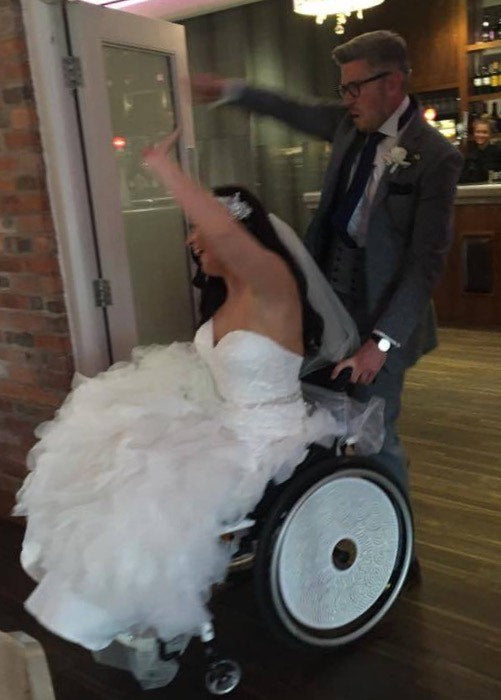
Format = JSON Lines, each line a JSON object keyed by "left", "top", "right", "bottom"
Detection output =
{"left": 460, "top": 116, "right": 501, "bottom": 183}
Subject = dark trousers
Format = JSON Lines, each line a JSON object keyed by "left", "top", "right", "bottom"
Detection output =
{"left": 336, "top": 290, "right": 409, "bottom": 496}
{"left": 347, "top": 366, "right": 408, "bottom": 495}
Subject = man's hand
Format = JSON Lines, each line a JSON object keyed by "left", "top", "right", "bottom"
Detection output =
{"left": 331, "top": 338, "right": 387, "bottom": 385}
{"left": 190, "top": 73, "right": 228, "bottom": 103}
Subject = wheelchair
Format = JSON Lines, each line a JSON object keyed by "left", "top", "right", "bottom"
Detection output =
{"left": 199, "top": 443, "right": 413, "bottom": 693}
{"left": 99, "top": 373, "right": 413, "bottom": 695}
{"left": 105, "top": 448, "right": 413, "bottom": 695}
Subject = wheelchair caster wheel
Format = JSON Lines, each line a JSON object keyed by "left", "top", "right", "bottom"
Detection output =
{"left": 205, "top": 659, "right": 242, "bottom": 695}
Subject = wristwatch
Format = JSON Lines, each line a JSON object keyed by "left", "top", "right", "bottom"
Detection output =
{"left": 371, "top": 333, "right": 391, "bottom": 353}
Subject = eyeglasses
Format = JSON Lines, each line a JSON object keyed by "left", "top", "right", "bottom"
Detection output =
{"left": 336, "top": 71, "right": 392, "bottom": 99}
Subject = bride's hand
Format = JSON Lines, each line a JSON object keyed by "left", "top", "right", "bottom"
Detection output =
{"left": 141, "top": 128, "right": 181, "bottom": 178}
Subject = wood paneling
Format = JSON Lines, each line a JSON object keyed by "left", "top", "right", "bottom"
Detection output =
{"left": 0, "top": 328, "right": 500, "bottom": 699}
{"left": 342, "top": 0, "right": 461, "bottom": 93}
{"left": 434, "top": 203, "right": 501, "bottom": 327}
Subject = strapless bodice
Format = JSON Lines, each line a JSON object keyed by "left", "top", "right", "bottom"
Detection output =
{"left": 194, "top": 319, "right": 303, "bottom": 407}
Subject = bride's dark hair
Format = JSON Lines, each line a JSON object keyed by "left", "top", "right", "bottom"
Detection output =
{"left": 192, "top": 185, "right": 324, "bottom": 357}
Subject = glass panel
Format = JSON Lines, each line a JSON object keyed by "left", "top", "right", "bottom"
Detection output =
{"left": 253, "top": 141, "right": 331, "bottom": 237}
{"left": 461, "top": 235, "right": 494, "bottom": 293}
{"left": 103, "top": 45, "right": 194, "bottom": 345}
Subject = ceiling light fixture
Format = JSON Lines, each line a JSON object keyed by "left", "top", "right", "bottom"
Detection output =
{"left": 293, "top": 1, "right": 385, "bottom": 34}
{"left": 80, "top": 0, "right": 148, "bottom": 8}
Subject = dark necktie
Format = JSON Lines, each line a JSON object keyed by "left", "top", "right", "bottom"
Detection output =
{"left": 330, "top": 97, "right": 417, "bottom": 247}
{"left": 330, "top": 130, "right": 386, "bottom": 237}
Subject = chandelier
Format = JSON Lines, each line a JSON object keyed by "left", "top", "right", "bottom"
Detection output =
{"left": 293, "top": 1, "right": 385, "bottom": 34}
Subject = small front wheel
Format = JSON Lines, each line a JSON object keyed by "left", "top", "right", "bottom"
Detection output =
{"left": 205, "top": 659, "right": 242, "bottom": 695}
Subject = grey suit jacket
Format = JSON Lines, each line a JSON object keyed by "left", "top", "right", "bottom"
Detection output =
{"left": 232, "top": 86, "right": 464, "bottom": 370}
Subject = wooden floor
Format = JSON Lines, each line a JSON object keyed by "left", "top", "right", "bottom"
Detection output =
{"left": 0, "top": 328, "right": 500, "bottom": 699}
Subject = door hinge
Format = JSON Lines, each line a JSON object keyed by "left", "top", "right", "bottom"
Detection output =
{"left": 62, "top": 56, "right": 83, "bottom": 90}
{"left": 93, "top": 279, "right": 112, "bottom": 308}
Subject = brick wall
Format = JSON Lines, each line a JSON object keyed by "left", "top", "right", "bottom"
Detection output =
{"left": 0, "top": 0, "right": 72, "bottom": 518}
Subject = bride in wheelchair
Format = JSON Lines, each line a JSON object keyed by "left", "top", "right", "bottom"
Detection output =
{"left": 14, "top": 130, "right": 412, "bottom": 694}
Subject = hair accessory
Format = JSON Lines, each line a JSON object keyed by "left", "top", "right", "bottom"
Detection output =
{"left": 217, "top": 192, "right": 253, "bottom": 221}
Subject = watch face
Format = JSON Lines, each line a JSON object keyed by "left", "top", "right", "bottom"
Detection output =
{"left": 378, "top": 338, "right": 391, "bottom": 352}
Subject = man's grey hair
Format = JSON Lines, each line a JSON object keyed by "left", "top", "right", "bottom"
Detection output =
{"left": 332, "top": 30, "right": 411, "bottom": 75}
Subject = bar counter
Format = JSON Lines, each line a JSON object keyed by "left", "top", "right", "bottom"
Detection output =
{"left": 302, "top": 184, "right": 501, "bottom": 328}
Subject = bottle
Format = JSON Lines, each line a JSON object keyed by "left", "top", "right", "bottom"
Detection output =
{"left": 470, "top": 53, "right": 482, "bottom": 95}
{"left": 472, "top": 58, "right": 482, "bottom": 95}
{"left": 491, "top": 101, "right": 501, "bottom": 132}
{"left": 481, "top": 61, "right": 491, "bottom": 93}
{"left": 491, "top": 61, "right": 499, "bottom": 92}
{"left": 488, "top": 61, "right": 497, "bottom": 93}
{"left": 481, "top": 14, "right": 491, "bottom": 42}
{"left": 489, "top": 14, "right": 496, "bottom": 41}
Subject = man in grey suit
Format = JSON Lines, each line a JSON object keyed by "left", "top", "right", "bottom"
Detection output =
{"left": 192, "top": 31, "right": 463, "bottom": 501}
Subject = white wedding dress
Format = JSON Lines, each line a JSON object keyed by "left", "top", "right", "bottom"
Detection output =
{"left": 15, "top": 319, "right": 343, "bottom": 651}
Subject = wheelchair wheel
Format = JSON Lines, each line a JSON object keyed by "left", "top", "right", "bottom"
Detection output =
{"left": 254, "top": 456, "right": 413, "bottom": 651}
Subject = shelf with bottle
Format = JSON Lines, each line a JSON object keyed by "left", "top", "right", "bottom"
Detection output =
{"left": 467, "top": 39, "right": 501, "bottom": 51}
{"left": 469, "top": 47, "right": 501, "bottom": 97}
{"left": 467, "top": 0, "right": 501, "bottom": 44}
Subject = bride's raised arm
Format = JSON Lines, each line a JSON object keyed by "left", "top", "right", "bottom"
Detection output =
{"left": 142, "top": 131, "right": 290, "bottom": 291}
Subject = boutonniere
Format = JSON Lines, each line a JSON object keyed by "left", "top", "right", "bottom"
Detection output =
{"left": 383, "top": 146, "right": 420, "bottom": 174}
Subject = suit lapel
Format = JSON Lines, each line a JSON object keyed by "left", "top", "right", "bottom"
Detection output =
{"left": 369, "top": 112, "right": 425, "bottom": 214}
{"left": 306, "top": 120, "right": 361, "bottom": 262}
{"left": 317, "top": 122, "right": 360, "bottom": 215}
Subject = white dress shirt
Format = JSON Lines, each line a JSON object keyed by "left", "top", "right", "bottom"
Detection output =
{"left": 347, "top": 95, "right": 411, "bottom": 247}
{"left": 347, "top": 96, "right": 412, "bottom": 348}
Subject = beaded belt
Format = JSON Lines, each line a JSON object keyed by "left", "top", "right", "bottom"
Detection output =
{"left": 226, "top": 390, "right": 303, "bottom": 409}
